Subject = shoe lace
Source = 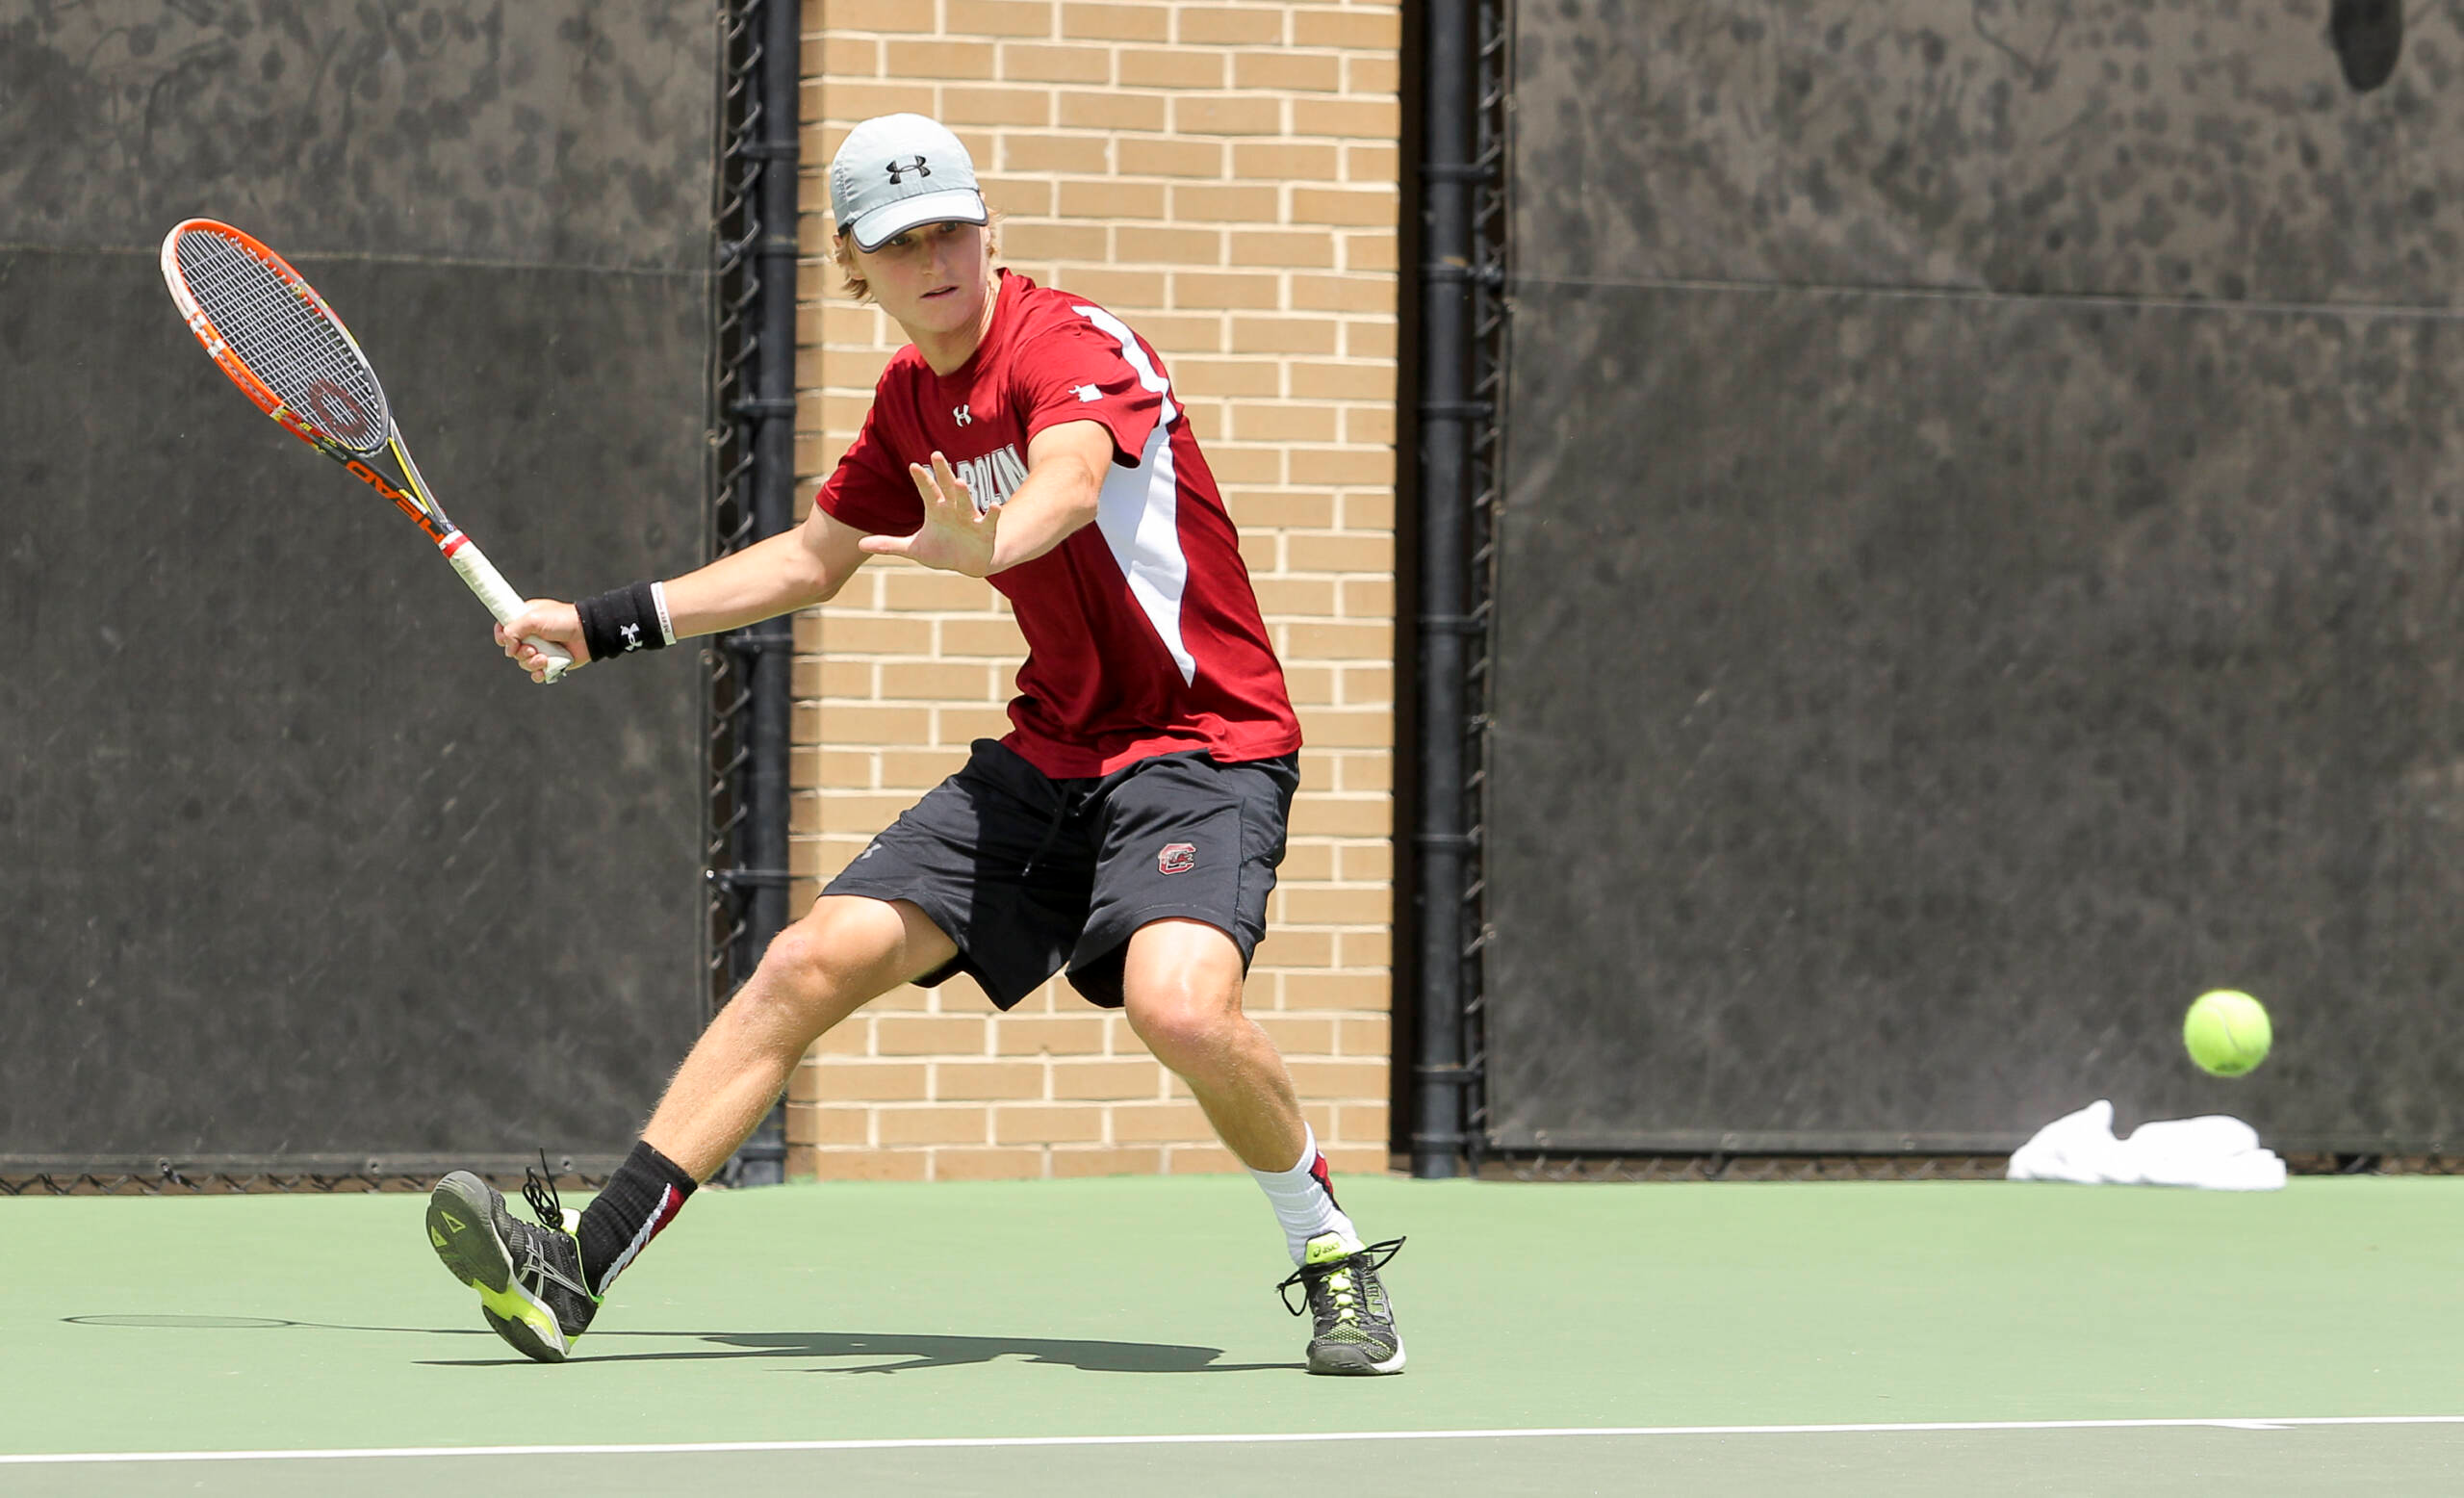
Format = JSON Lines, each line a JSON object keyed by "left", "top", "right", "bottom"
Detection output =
{"left": 1276, "top": 1236, "right": 1405, "bottom": 1322}
{"left": 521, "top": 1149, "right": 565, "bottom": 1230}
{"left": 515, "top": 1150, "right": 596, "bottom": 1305}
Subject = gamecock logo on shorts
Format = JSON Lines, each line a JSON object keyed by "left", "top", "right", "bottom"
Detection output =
{"left": 1157, "top": 842, "right": 1196, "bottom": 875}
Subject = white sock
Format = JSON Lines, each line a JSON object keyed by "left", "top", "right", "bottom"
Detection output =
{"left": 1248, "top": 1124, "right": 1362, "bottom": 1264}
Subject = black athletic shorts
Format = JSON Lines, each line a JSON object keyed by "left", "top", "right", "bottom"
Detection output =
{"left": 821, "top": 738, "right": 1299, "bottom": 1010}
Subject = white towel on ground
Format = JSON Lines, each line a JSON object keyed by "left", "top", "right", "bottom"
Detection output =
{"left": 2006, "top": 1099, "right": 2286, "bottom": 1191}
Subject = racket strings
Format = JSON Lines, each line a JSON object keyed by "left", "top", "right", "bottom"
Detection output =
{"left": 175, "top": 231, "right": 389, "bottom": 454}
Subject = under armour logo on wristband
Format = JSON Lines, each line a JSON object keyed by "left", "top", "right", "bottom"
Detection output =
{"left": 1158, "top": 842, "right": 1196, "bottom": 875}
{"left": 620, "top": 623, "right": 641, "bottom": 651}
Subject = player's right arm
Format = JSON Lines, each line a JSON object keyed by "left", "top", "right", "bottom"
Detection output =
{"left": 495, "top": 505, "right": 873, "bottom": 682}
{"left": 662, "top": 504, "right": 872, "bottom": 637}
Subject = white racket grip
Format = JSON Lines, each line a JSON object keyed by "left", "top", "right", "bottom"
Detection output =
{"left": 441, "top": 531, "right": 575, "bottom": 684}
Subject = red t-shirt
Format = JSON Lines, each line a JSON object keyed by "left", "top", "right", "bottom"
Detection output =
{"left": 816, "top": 271, "right": 1303, "bottom": 778}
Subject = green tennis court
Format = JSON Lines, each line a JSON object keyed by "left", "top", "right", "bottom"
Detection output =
{"left": 8, "top": 1175, "right": 2462, "bottom": 1494}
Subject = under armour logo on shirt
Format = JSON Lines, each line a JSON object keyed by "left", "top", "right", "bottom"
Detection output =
{"left": 1072, "top": 384, "right": 1102, "bottom": 402}
{"left": 619, "top": 623, "right": 642, "bottom": 651}
{"left": 953, "top": 405, "right": 972, "bottom": 426}
{"left": 886, "top": 156, "right": 931, "bottom": 184}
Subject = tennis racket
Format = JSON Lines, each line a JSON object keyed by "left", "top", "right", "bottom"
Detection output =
{"left": 159, "top": 219, "right": 574, "bottom": 683}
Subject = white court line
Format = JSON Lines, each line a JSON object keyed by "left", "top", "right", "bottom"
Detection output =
{"left": 6, "top": 1416, "right": 2464, "bottom": 1466}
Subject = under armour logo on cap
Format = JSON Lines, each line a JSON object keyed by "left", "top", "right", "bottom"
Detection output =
{"left": 830, "top": 114, "right": 988, "bottom": 252}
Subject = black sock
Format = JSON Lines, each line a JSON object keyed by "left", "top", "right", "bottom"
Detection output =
{"left": 578, "top": 1141, "right": 698, "bottom": 1296}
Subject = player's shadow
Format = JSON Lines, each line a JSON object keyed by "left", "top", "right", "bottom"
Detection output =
{"left": 64, "top": 1315, "right": 1295, "bottom": 1375}
{"left": 434, "top": 1329, "right": 1300, "bottom": 1375}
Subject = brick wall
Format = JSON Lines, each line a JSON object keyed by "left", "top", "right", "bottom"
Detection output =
{"left": 782, "top": 0, "right": 1400, "bottom": 1182}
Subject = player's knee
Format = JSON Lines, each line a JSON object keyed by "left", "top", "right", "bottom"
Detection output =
{"left": 1122, "top": 919, "right": 1251, "bottom": 1070}
{"left": 1125, "top": 978, "right": 1243, "bottom": 1072}
{"left": 749, "top": 921, "right": 815, "bottom": 985}
{"left": 750, "top": 906, "right": 899, "bottom": 1022}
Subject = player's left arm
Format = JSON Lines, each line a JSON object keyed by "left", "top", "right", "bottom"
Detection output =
{"left": 858, "top": 419, "right": 1113, "bottom": 578}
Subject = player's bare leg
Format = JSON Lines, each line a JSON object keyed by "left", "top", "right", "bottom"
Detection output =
{"left": 645, "top": 894, "right": 957, "bottom": 1179}
{"left": 1120, "top": 917, "right": 1306, "bottom": 1171}
{"left": 426, "top": 894, "right": 954, "bottom": 1362}
{"left": 1120, "top": 917, "right": 1405, "bottom": 1375}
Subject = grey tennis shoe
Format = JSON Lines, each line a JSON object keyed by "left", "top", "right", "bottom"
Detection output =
{"left": 1279, "top": 1233, "right": 1406, "bottom": 1375}
{"left": 425, "top": 1166, "right": 599, "bottom": 1363}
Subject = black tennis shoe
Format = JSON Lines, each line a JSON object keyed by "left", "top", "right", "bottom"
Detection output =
{"left": 425, "top": 1163, "right": 600, "bottom": 1363}
{"left": 1278, "top": 1233, "right": 1406, "bottom": 1375}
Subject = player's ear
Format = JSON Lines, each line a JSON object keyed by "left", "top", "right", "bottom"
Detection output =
{"left": 832, "top": 227, "right": 871, "bottom": 304}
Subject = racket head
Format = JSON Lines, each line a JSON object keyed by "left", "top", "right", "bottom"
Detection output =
{"left": 160, "top": 220, "right": 392, "bottom": 458}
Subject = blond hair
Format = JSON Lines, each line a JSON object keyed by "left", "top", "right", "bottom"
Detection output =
{"left": 831, "top": 210, "right": 1003, "bottom": 305}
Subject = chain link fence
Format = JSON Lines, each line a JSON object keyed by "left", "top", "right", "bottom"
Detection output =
{"left": 3, "top": 8, "right": 755, "bottom": 1199}
{"left": 1455, "top": 0, "right": 1512, "bottom": 1171}
{"left": 20, "top": 1152, "right": 2454, "bottom": 1193}
{"left": 1476, "top": 1151, "right": 2464, "bottom": 1183}
{"left": 1, "top": 1160, "right": 613, "bottom": 1197}
{"left": 701, "top": 0, "right": 765, "bottom": 1020}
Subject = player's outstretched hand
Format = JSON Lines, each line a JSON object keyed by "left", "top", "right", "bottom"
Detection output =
{"left": 496, "top": 600, "right": 588, "bottom": 684}
{"left": 861, "top": 452, "right": 998, "bottom": 577}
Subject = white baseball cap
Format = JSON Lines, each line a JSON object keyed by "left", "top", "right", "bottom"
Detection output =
{"left": 829, "top": 114, "right": 988, "bottom": 251}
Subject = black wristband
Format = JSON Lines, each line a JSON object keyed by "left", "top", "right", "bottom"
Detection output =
{"left": 576, "top": 581, "right": 666, "bottom": 661}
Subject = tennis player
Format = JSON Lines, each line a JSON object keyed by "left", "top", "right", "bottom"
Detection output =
{"left": 423, "top": 113, "right": 1405, "bottom": 1376}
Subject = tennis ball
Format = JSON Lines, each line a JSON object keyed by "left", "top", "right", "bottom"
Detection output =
{"left": 2183, "top": 990, "right": 2272, "bottom": 1076}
